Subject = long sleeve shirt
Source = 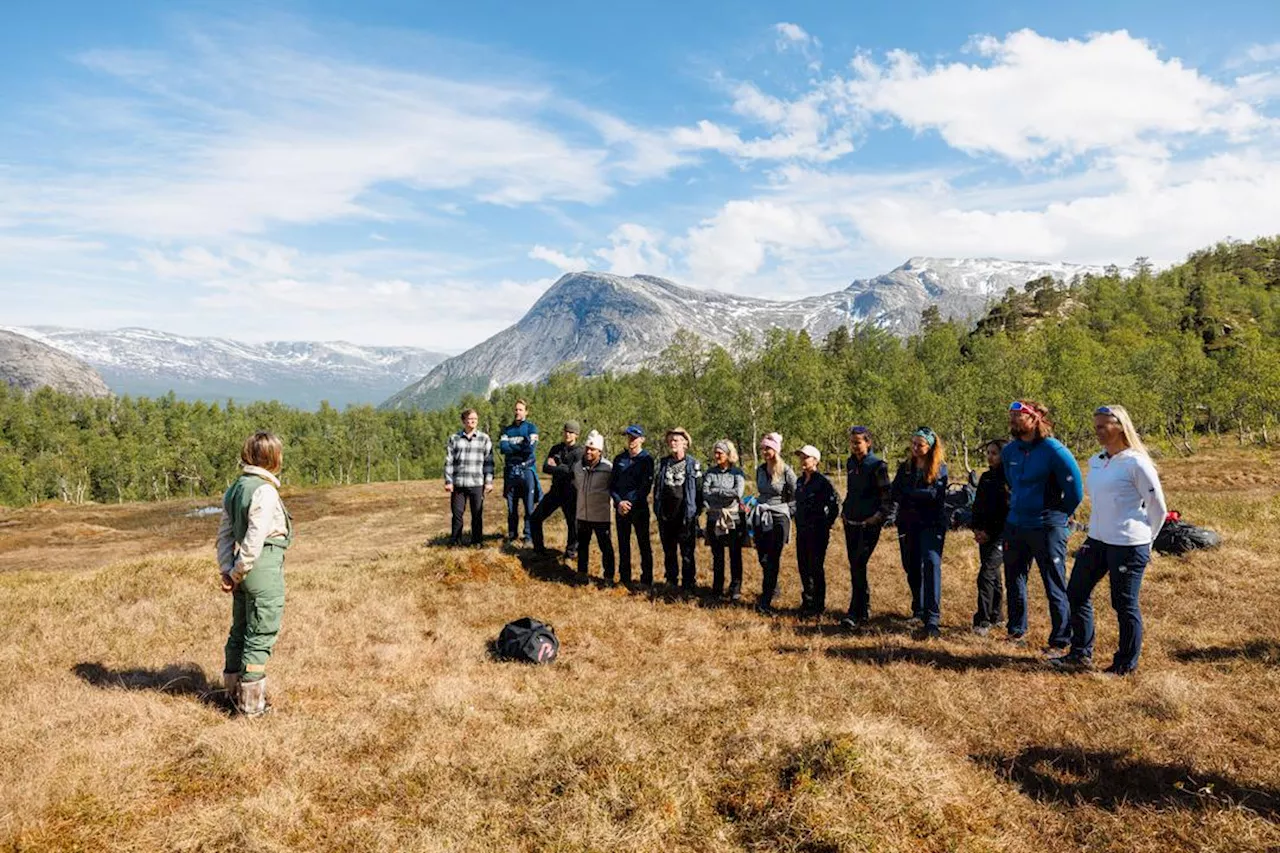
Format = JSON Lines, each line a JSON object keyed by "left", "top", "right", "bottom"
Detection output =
{"left": 754, "top": 464, "right": 797, "bottom": 516}
{"left": 1086, "top": 449, "right": 1168, "bottom": 546}
{"left": 1002, "top": 437, "right": 1083, "bottom": 529}
{"left": 215, "top": 465, "right": 289, "bottom": 582}
{"left": 891, "top": 461, "right": 949, "bottom": 530}
{"left": 444, "top": 430, "right": 495, "bottom": 488}
{"left": 543, "top": 441, "right": 584, "bottom": 494}
{"left": 794, "top": 471, "right": 840, "bottom": 531}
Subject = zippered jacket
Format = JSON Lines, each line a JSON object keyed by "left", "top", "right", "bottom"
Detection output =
{"left": 1001, "top": 437, "right": 1083, "bottom": 529}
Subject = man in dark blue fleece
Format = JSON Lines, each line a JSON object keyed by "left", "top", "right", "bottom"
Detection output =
{"left": 1001, "top": 401, "right": 1083, "bottom": 655}
{"left": 499, "top": 399, "right": 540, "bottom": 543}
{"left": 610, "top": 425, "right": 655, "bottom": 585}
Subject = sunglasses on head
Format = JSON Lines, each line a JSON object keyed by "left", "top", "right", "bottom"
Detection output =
{"left": 1008, "top": 401, "right": 1037, "bottom": 413}
{"left": 849, "top": 426, "right": 869, "bottom": 435}
{"left": 1095, "top": 406, "right": 1118, "bottom": 417}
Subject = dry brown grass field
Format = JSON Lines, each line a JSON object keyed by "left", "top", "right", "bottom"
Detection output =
{"left": 2, "top": 447, "right": 1279, "bottom": 852}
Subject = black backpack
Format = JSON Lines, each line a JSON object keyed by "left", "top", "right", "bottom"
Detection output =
{"left": 496, "top": 617, "right": 559, "bottom": 664}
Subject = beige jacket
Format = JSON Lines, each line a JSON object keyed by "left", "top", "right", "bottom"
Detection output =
{"left": 215, "top": 466, "right": 290, "bottom": 582}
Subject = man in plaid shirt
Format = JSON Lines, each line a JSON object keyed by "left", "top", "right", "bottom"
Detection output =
{"left": 444, "top": 408, "right": 494, "bottom": 546}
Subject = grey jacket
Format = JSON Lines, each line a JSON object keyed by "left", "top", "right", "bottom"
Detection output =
{"left": 575, "top": 458, "right": 615, "bottom": 524}
{"left": 703, "top": 465, "right": 745, "bottom": 519}
{"left": 755, "top": 463, "right": 797, "bottom": 516}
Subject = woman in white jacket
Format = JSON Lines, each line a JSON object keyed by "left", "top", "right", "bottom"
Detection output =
{"left": 1053, "top": 406, "right": 1166, "bottom": 676}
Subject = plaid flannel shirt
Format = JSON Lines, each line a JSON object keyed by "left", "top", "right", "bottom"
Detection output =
{"left": 444, "top": 430, "right": 495, "bottom": 488}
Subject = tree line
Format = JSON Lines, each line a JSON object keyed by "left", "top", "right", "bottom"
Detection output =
{"left": 2, "top": 237, "right": 1277, "bottom": 507}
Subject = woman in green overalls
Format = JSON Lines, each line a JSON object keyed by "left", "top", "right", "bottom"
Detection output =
{"left": 216, "top": 431, "right": 293, "bottom": 716}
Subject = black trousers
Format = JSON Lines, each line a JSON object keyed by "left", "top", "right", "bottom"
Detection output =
{"left": 974, "top": 537, "right": 1005, "bottom": 627}
{"left": 795, "top": 525, "right": 830, "bottom": 612}
{"left": 577, "top": 521, "right": 615, "bottom": 579}
{"left": 616, "top": 502, "right": 654, "bottom": 583}
{"left": 449, "top": 486, "right": 485, "bottom": 545}
{"left": 754, "top": 516, "right": 789, "bottom": 606}
{"left": 708, "top": 526, "right": 744, "bottom": 594}
{"left": 843, "top": 521, "right": 883, "bottom": 620}
{"left": 658, "top": 514, "right": 697, "bottom": 588}
{"left": 530, "top": 487, "right": 578, "bottom": 554}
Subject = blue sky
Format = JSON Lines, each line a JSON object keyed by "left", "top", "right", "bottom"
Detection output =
{"left": 2, "top": 1, "right": 1279, "bottom": 350}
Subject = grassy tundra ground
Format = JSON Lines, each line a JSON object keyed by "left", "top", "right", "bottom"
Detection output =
{"left": 1, "top": 448, "right": 1279, "bottom": 852}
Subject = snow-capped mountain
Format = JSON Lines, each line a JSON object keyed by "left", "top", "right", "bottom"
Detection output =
{"left": 2, "top": 326, "right": 449, "bottom": 409}
{"left": 0, "top": 329, "right": 111, "bottom": 398}
{"left": 383, "top": 257, "right": 1116, "bottom": 411}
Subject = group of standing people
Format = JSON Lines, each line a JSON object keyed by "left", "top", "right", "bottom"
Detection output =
{"left": 440, "top": 398, "right": 1168, "bottom": 675}
{"left": 208, "top": 396, "right": 1168, "bottom": 715}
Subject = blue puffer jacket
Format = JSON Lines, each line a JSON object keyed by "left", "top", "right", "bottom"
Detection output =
{"left": 1001, "top": 437, "right": 1083, "bottom": 529}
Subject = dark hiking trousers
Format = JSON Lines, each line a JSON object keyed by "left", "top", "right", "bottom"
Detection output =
{"left": 450, "top": 486, "right": 485, "bottom": 546}
{"left": 616, "top": 503, "right": 654, "bottom": 584}
{"left": 974, "top": 538, "right": 1004, "bottom": 627}
{"left": 1004, "top": 524, "right": 1071, "bottom": 645}
{"left": 658, "top": 514, "right": 698, "bottom": 588}
{"left": 1067, "top": 538, "right": 1150, "bottom": 672}
{"left": 843, "top": 521, "right": 882, "bottom": 620}
{"left": 577, "top": 521, "right": 616, "bottom": 580}
{"left": 530, "top": 488, "right": 578, "bottom": 554}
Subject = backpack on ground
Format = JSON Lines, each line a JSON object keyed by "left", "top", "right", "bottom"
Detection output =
{"left": 496, "top": 617, "right": 560, "bottom": 664}
{"left": 1154, "top": 513, "right": 1222, "bottom": 556}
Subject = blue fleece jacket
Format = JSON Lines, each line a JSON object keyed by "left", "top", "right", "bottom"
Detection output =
{"left": 1001, "top": 436, "right": 1083, "bottom": 529}
{"left": 499, "top": 420, "right": 539, "bottom": 471}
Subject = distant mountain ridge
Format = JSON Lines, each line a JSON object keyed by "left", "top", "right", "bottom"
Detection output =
{"left": 0, "top": 329, "right": 111, "bottom": 398}
{"left": 3, "top": 326, "right": 449, "bottom": 410}
{"left": 383, "top": 257, "right": 1117, "bottom": 411}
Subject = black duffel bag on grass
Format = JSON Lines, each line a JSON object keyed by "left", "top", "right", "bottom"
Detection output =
{"left": 496, "top": 617, "right": 560, "bottom": 664}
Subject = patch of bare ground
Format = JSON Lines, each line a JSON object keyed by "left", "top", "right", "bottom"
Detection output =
{"left": 1, "top": 450, "right": 1278, "bottom": 851}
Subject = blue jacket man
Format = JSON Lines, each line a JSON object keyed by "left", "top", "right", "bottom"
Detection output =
{"left": 499, "top": 400, "right": 540, "bottom": 542}
{"left": 1001, "top": 401, "right": 1083, "bottom": 652}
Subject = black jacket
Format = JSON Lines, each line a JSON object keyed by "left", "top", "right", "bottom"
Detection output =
{"left": 971, "top": 466, "right": 1010, "bottom": 539}
{"left": 543, "top": 441, "right": 584, "bottom": 494}
{"left": 794, "top": 471, "right": 840, "bottom": 531}
{"left": 890, "top": 461, "right": 949, "bottom": 530}
{"left": 842, "top": 452, "right": 892, "bottom": 524}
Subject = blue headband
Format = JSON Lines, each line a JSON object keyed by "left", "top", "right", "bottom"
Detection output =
{"left": 913, "top": 427, "right": 937, "bottom": 448}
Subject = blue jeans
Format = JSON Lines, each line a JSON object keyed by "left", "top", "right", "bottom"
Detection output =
{"left": 898, "top": 524, "right": 945, "bottom": 629}
{"left": 1067, "top": 538, "right": 1150, "bottom": 672}
{"left": 1003, "top": 524, "right": 1071, "bottom": 645}
{"left": 504, "top": 466, "right": 538, "bottom": 540}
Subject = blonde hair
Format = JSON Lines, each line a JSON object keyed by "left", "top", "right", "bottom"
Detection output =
{"left": 713, "top": 439, "right": 739, "bottom": 466}
{"left": 241, "top": 431, "right": 283, "bottom": 473}
{"left": 1100, "top": 405, "right": 1148, "bottom": 456}
{"left": 764, "top": 436, "right": 785, "bottom": 488}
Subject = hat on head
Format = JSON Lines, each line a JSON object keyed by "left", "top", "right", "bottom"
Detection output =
{"left": 585, "top": 430, "right": 605, "bottom": 451}
{"left": 563, "top": 420, "right": 581, "bottom": 435}
{"left": 760, "top": 432, "right": 783, "bottom": 453}
{"left": 621, "top": 424, "right": 645, "bottom": 438}
{"left": 665, "top": 427, "right": 691, "bottom": 443}
{"left": 794, "top": 444, "right": 821, "bottom": 462}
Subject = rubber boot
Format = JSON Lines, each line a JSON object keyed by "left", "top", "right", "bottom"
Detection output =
{"left": 237, "top": 677, "right": 268, "bottom": 717}
{"left": 222, "top": 671, "right": 241, "bottom": 712}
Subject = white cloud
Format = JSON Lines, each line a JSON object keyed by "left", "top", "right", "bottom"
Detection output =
{"left": 595, "top": 224, "right": 671, "bottom": 277}
{"left": 845, "top": 30, "right": 1264, "bottom": 162}
{"left": 681, "top": 200, "right": 846, "bottom": 288}
{"left": 1243, "top": 42, "right": 1280, "bottom": 65}
{"left": 672, "top": 80, "right": 854, "bottom": 162}
{"left": 774, "top": 23, "right": 813, "bottom": 45}
{"left": 529, "top": 245, "right": 589, "bottom": 273}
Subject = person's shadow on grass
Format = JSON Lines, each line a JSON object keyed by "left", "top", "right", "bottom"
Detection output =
{"left": 72, "top": 662, "right": 232, "bottom": 713}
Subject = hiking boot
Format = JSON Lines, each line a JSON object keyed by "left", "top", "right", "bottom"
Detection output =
{"left": 1102, "top": 663, "right": 1135, "bottom": 678}
{"left": 1048, "top": 652, "right": 1092, "bottom": 672}
{"left": 840, "top": 616, "right": 866, "bottom": 632}
{"left": 1042, "top": 644, "right": 1072, "bottom": 660}
{"left": 913, "top": 626, "right": 942, "bottom": 642}
{"left": 972, "top": 623, "right": 992, "bottom": 637}
{"left": 222, "top": 671, "right": 240, "bottom": 712}
{"left": 1002, "top": 632, "right": 1027, "bottom": 647}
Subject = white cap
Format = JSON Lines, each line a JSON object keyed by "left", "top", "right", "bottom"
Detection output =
{"left": 794, "top": 444, "right": 821, "bottom": 461}
{"left": 585, "top": 430, "right": 605, "bottom": 451}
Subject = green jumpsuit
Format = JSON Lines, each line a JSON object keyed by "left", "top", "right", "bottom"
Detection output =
{"left": 222, "top": 474, "right": 293, "bottom": 682}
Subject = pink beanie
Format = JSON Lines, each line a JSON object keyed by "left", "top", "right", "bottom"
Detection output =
{"left": 760, "top": 432, "right": 782, "bottom": 453}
